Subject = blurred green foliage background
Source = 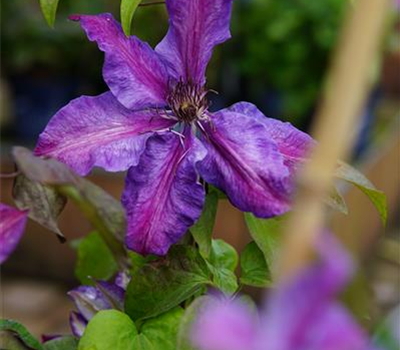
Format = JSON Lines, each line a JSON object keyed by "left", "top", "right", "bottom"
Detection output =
{"left": 0, "top": 0, "right": 353, "bottom": 144}
{"left": 1, "top": 0, "right": 398, "bottom": 148}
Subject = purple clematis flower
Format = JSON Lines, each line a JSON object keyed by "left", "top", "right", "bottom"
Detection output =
{"left": 68, "top": 275, "right": 127, "bottom": 337}
{"left": 34, "top": 0, "right": 312, "bottom": 256}
{"left": 0, "top": 203, "right": 28, "bottom": 264}
{"left": 192, "top": 234, "right": 379, "bottom": 350}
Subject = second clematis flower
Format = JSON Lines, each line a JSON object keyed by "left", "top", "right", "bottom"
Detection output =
{"left": 192, "top": 235, "right": 379, "bottom": 350}
{"left": 0, "top": 203, "right": 28, "bottom": 264}
{"left": 34, "top": 0, "right": 313, "bottom": 256}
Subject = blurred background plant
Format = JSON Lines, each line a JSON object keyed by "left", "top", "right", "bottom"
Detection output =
{"left": 226, "top": 0, "right": 348, "bottom": 122}
{"left": 0, "top": 0, "right": 352, "bottom": 143}
{"left": 1, "top": 0, "right": 398, "bottom": 140}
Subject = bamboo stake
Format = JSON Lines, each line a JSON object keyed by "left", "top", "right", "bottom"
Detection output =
{"left": 277, "top": 0, "right": 391, "bottom": 281}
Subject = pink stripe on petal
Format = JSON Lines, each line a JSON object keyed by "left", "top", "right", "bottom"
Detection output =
{"left": 123, "top": 130, "right": 206, "bottom": 256}
{"left": 198, "top": 109, "right": 291, "bottom": 218}
{"left": 0, "top": 203, "right": 28, "bottom": 264}
{"left": 35, "top": 92, "right": 176, "bottom": 176}
{"left": 226, "top": 102, "right": 314, "bottom": 168}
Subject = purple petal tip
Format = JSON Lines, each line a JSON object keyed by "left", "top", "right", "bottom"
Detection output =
{"left": 68, "top": 14, "right": 81, "bottom": 22}
{"left": 0, "top": 204, "right": 29, "bottom": 264}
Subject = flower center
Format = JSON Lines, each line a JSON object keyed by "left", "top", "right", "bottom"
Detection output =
{"left": 167, "top": 81, "right": 209, "bottom": 123}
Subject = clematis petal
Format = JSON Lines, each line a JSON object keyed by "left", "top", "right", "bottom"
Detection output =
{"left": 68, "top": 286, "right": 112, "bottom": 322}
{"left": 304, "top": 304, "right": 375, "bottom": 350}
{"left": 0, "top": 203, "right": 28, "bottom": 264}
{"left": 225, "top": 102, "right": 314, "bottom": 171}
{"left": 122, "top": 130, "right": 206, "bottom": 256}
{"left": 35, "top": 92, "right": 175, "bottom": 176}
{"left": 156, "top": 0, "right": 233, "bottom": 85}
{"left": 193, "top": 235, "right": 376, "bottom": 350}
{"left": 95, "top": 280, "right": 125, "bottom": 311}
{"left": 197, "top": 109, "right": 291, "bottom": 218}
{"left": 70, "top": 13, "right": 170, "bottom": 110}
{"left": 192, "top": 301, "right": 258, "bottom": 350}
{"left": 114, "top": 271, "right": 130, "bottom": 290}
{"left": 259, "top": 234, "right": 370, "bottom": 350}
{"left": 69, "top": 311, "right": 88, "bottom": 338}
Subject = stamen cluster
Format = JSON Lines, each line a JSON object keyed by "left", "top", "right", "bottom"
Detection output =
{"left": 167, "top": 80, "right": 209, "bottom": 123}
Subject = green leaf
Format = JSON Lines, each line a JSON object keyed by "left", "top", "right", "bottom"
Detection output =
{"left": 0, "top": 333, "right": 29, "bottom": 350}
{"left": 335, "top": 161, "right": 387, "bottom": 225}
{"left": 342, "top": 272, "right": 372, "bottom": 327}
{"left": 78, "top": 308, "right": 183, "bottom": 350}
{"left": 44, "top": 336, "right": 78, "bottom": 350}
{"left": 207, "top": 239, "right": 239, "bottom": 295}
{"left": 13, "top": 174, "right": 67, "bottom": 241}
{"left": 12, "top": 147, "right": 128, "bottom": 269}
{"left": 190, "top": 191, "right": 218, "bottom": 258}
{"left": 74, "top": 232, "right": 118, "bottom": 285}
{"left": 0, "top": 319, "right": 43, "bottom": 350}
{"left": 210, "top": 267, "right": 238, "bottom": 295}
{"left": 125, "top": 245, "right": 211, "bottom": 321}
{"left": 208, "top": 185, "right": 227, "bottom": 199}
{"left": 120, "top": 0, "right": 141, "bottom": 36}
{"left": 240, "top": 241, "right": 272, "bottom": 287}
{"left": 373, "top": 306, "right": 400, "bottom": 350}
{"left": 39, "top": 0, "right": 60, "bottom": 27}
{"left": 59, "top": 181, "right": 129, "bottom": 269}
{"left": 12, "top": 147, "right": 76, "bottom": 185}
{"left": 59, "top": 182, "right": 126, "bottom": 247}
{"left": 324, "top": 186, "right": 348, "bottom": 215}
{"left": 209, "top": 239, "right": 238, "bottom": 271}
{"left": 128, "top": 251, "right": 158, "bottom": 275}
{"left": 78, "top": 310, "right": 137, "bottom": 350}
{"left": 244, "top": 213, "right": 286, "bottom": 269}
{"left": 374, "top": 326, "right": 400, "bottom": 350}
{"left": 177, "top": 296, "right": 215, "bottom": 350}
{"left": 134, "top": 307, "right": 184, "bottom": 349}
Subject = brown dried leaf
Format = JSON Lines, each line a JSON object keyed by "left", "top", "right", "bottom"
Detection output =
{"left": 13, "top": 174, "right": 67, "bottom": 241}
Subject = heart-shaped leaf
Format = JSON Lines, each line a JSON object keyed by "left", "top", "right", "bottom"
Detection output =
{"left": 78, "top": 310, "right": 137, "bottom": 350}
{"left": 240, "top": 241, "right": 271, "bottom": 287}
{"left": 78, "top": 308, "right": 183, "bottom": 350}
{"left": 244, "top": 214, "right": 286, "bottom": 270}
{"left": 125, "top": 245, "right": 211, "bottom": 321}
{"left": 207, "top": 239, "right": 238, "bottom": 295}
{"left": 134, "top": 307, "right": 183, "bottom": 349}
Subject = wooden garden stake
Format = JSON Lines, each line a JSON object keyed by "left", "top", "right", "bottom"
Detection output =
{"left": 277, "top": 0, "right": 391, "bottom": 281}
